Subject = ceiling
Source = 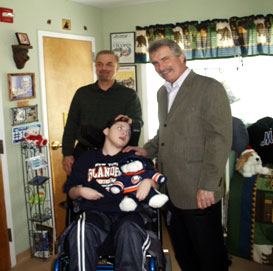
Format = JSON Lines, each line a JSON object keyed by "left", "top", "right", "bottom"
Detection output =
{"left": 71, "top": 0, "right": 167, "bottom": 8}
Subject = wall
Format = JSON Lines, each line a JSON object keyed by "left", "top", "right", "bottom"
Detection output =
{"left": 0, "top": 0, "right": 103, "bottom": 257}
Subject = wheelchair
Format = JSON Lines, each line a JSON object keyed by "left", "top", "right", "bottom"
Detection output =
{"left": 54, "top": 123, "right": 171, "bottom": 270}
{"left": 53, "top": 203, "right": 171, "bottom": 271}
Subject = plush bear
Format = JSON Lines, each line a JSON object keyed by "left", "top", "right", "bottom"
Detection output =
{"left": 110, "top": 155, "right": 169, "bottom": 212}
{"left": 25, "top": 126, "right": 47, "bottom": 148}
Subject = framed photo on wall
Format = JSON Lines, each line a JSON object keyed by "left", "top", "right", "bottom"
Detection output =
{"left": 12, "top": 123, "right": 41, "bottom": 144}
{"left": 15, "top": 32, "right": 31, "bottom": 46}
{"left": 116, "top": 65, "right": 137, "bottom": 91}
{"left": 11, "top": 105, "right": 38, "bottom": 126}
{"left": 110, "top": 32, "right": 135, "bottom": 64}
{"left": 8, "top": 73, "right": 35, "bottom": 101}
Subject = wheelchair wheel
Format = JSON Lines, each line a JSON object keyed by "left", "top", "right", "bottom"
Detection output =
{"left": 146, "top": 255, "right": 171, "bottom": 271}
{"left": 147, "top": 254, "right": 172, "bottom": 271}
{"left": 146, "top": 256, "right": 156, "bottom": 271}
{"left": 54, "top": 255, "right": 69, "bottom": 271}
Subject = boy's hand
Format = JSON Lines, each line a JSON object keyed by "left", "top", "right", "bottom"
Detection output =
{"left": 80, "top": 187, "right": 104, "bottom": 200}
{"left": 136, "top": 178, "right": 153, "bottom": 201}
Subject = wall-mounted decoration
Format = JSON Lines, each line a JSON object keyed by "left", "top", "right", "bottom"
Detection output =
{"left": 11, "top": 104, "right": 38, "bottom": 126}
{"left": 12, "top": 123, "right": 41, "bottom": 144}
{"left": 116, "top": 65, "right": 137, "bottom": 91}
{"left": 110, "top": 32, "right": 135, "bottom": 64}
{"left": 62, "top": 19, "right": 71, "bottom": 30}
{"left": 8, "top": 73, "right": 35, "bottom": 101}
{"left": 12, "top": 45, "right": 33, "bottom": 69}
{"left": 15, "top": 32, "right": 30, "bottom": 46}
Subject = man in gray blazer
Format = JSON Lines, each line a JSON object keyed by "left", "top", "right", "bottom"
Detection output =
{"left": 126, "top": 38, "right": 232, "bottom": 270}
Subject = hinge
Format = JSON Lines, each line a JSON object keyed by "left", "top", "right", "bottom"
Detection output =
{"left": 8, "top": 228, "right": 12, "bottom": 242}
{"left": 0, "top": 140, "right": 3, "bottom": 154}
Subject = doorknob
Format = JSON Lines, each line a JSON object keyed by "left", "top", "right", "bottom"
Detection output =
{"left": 51, "top": 141, "right": 62, "bottom": 150}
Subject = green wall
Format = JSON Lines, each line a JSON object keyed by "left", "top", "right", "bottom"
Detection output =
{"left": 0, "top": 0, "right": 103, "bottom": 256}
{"left": 0, "top": 0, "right": 272, "bottom": 259}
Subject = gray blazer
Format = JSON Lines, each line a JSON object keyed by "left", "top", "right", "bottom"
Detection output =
{"left": 144, "top": 71, "right": 232, "bottom": 209}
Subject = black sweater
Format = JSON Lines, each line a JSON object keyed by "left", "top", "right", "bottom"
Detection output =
{"left": 62, "top": 81, "right": 143, "bottom": 156}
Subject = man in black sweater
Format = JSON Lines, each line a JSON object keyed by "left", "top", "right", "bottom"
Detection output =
{"left": 62, "top": 50, "right": 143, "bottom": 175}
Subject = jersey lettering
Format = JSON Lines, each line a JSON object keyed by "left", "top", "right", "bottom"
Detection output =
{"left": 87, "top": 162, "right": 121, "bottom": 185}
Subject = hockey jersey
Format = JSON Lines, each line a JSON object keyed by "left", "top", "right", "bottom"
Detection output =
{"left": 64, "top": 149, "right": 137, "bottom": 213}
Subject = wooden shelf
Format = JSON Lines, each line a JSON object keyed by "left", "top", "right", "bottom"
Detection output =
{"left": 12, "top": 44, "right": 33, "bottom": 69}
{"left": 12, "top": 44, "right": 33, "bottom": 49}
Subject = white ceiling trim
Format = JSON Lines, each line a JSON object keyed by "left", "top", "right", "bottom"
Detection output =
{"left": 71, "top": 0, "right": 168, "bottom": 8}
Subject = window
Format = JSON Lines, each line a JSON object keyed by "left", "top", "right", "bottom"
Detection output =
{"left": 143, "top": 56, "right": 273, "bottom": 142}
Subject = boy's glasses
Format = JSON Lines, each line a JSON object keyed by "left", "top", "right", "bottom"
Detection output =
{"left": 116, "top": 125, "right": 131, "bottom": 136}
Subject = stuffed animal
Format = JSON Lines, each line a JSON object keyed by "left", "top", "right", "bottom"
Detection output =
{"left": 235, "top": 149, "right": 273, "bottom": 178}
{"left": 110, "top": 155, "right": 169, "bottom": 212}
{"left": 25, "top": 126, "right": 47, "bottom": 148}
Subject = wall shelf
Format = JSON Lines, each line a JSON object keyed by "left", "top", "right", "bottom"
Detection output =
{"left": 12, "top": 45, "right": 33, "bottom": 69}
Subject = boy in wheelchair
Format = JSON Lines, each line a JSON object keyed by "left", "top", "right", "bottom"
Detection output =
{"left": 59, "top": 118, "right": 166, "bottom": 271}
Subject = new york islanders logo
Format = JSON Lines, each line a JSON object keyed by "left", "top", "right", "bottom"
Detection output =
{"left": 131, "top": 175, "right": 142, "bottom": 184}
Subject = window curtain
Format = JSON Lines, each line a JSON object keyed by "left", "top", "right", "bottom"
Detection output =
{"left": 135, "top": 14, "right": 273, "bottom": 62}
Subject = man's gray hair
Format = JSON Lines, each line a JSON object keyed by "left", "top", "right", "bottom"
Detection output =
{"left": 148, "top": 38, "right": 183, "bottom": 58}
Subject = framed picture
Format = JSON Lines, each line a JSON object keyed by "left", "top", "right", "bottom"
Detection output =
{"left": 8, "top": 73, "right": 35, "bottom": 101}
{"left": 116, "top": 65, "right": 137, "bottom": 91}
{"left": 12, "top": 123, "right": 41, "bottom": 144}
{"left": 110, "top": 32, "right": 135, "bottom": 64}
{"left": 15, "top": 32, "right": 31, "bottom": 46}
{"left": 11, "top": 105, "right": 38, "bottom": 126}
{"left": 62, "top": 19, "right": 71, "bottom": 30}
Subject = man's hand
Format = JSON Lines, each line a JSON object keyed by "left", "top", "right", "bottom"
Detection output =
{"left": 123, "top": 146, "right": 148, "bottom": 157}
{"left": 136, "top": 178, "right": 153, "bottom": 201}
{"left": 196, "top": 189, "right": 215, "bottom": 209}
{"left": 62, "top": 155, "right": 75, "bottom": 176}
{"left": 115, "top": 114, "right": 132, "bottom": 124}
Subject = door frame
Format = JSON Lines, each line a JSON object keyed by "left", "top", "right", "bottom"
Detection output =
{"left": 0, "top": 87, "right": 16, "bottom": 266}
{"left": 37, "top": 30, "right": 96, "bottom": 232}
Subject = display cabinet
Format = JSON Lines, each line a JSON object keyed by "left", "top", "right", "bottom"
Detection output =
{"left": 21, "top": 142, "right": 55, "bottom": 258}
